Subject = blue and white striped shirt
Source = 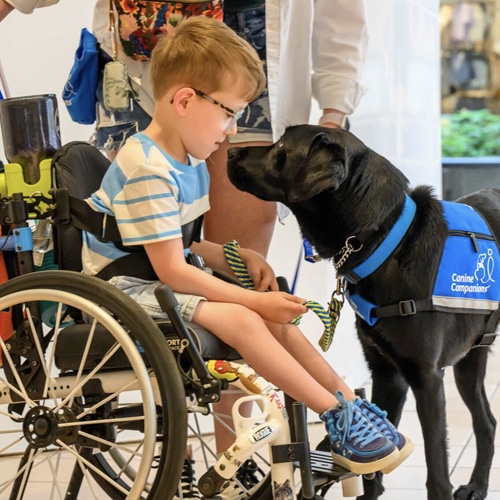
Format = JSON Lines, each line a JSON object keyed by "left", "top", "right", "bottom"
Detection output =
{"left": 82, "top": 133, "right": 210, "bottom": 276}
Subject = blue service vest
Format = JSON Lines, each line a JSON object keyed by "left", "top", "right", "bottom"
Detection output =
{"left": 347, "top": 201, "right": 500, "bottom": 326}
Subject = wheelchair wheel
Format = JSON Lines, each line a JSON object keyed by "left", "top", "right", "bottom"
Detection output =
{"left": 0, "top": 271, "right": 187, "bottom": 499}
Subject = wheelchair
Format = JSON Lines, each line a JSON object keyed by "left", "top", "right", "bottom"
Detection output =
{"left": 0, "top": 133, "right": 359, "bottom": 498}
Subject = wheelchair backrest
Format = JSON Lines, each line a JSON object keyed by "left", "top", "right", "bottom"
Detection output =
{"left": 52, "top": 141, "right": 110, "bottom": 273}
{"left": 51, "top": 141, "right": 203, "bottom": 276}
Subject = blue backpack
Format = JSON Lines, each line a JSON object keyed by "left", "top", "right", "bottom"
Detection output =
{"left": 62, "top": 28, "right": 99, "bottom": 125}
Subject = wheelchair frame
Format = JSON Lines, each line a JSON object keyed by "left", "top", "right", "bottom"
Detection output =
{"left": 0, "top": 145, "right": 356, "bottom": 499}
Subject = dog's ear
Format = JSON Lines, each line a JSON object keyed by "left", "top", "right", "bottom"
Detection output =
{"left": 287, "top": 133, "right": 347, "bottom": 202}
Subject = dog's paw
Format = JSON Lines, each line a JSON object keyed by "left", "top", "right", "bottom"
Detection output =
{"left": 454, "top": 483, "right": 487, "bottom": 500}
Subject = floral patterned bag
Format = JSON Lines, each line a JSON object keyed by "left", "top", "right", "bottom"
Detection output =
{"left": 111, "top": 0, "right": 224, "bottom": 62}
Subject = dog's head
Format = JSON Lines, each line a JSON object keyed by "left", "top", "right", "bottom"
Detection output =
{"left": 227, "top": 125, "right": 410, "bottom": 257}
{"left": 228, "top": 125, "right": 408, "bottom": 205}
{"left": 227, "top": 125, "right": 356, "bottom": 204}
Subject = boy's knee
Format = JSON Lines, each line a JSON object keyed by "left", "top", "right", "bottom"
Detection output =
{"left": 222, "top": 304, "right": 264, "bottom": 331}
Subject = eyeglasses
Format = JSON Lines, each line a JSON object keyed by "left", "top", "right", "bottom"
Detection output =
{"left": 193, "top": 89, "right": 245, "bottom": 131}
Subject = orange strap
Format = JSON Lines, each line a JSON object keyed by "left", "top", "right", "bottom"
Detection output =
{"left": 0, "top": 247, "right": 13, "bottom": 366}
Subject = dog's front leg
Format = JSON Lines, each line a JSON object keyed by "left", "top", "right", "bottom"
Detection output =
{"left": 412, "top": 370, "right": 454, "bottom": 499}
{"left": 358, "top": 347, "right": 410, "bottom": 500}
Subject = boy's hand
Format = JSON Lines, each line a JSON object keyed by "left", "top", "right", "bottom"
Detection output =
{"left": 251, "top": 291, "right": 308, "bottom": 324}
{"left": 238, "top": 247, "right": 278, "bottom": 291}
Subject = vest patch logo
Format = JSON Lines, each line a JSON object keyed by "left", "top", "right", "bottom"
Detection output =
{"left": 432, "top": 202, "right": 500, "bottom": 312}
{"left": 450, "top": 248, "right": 495, "bottom": 294}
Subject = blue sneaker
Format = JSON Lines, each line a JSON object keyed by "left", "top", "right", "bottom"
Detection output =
{"left": 320, "top": 391, "right": 399, "bottom": 475}
{"left": 355, "top": 398, "right": 414, "bottom": 473}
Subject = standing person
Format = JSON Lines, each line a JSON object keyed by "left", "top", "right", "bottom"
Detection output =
{"left": 0, "top": 0, "right": 368, "bottom": 257}
{"left": 204, "top": 1, "right": 369, "bottom": 257}
{"left": 81, "top": 15, "right": 412, "bottom": 496}
{"left": 89, "top": 0, "right": 224, "bottom": 160}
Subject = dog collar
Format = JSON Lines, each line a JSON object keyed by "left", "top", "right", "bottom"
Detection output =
{"left": 342, "top": 194, "right": 417, "bottom": 284}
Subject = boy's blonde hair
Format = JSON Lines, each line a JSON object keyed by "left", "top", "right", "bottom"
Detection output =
{"left": 150, "top": 16, "right": 266, "bottom": 102}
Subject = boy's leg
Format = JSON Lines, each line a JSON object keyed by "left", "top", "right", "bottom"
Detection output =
{"left": 204, "top": 139, "right": 276, "bottom": 257}
{"left": 266, "top": 322, "right": 357, "bottom": 399}
{"left": 193, "top": 302, "right": 402, "bottom": 475}
{"left": 268, "top": 322, "right": 415, "bottom": 473}
{"left": 194, "top": 301, "right": 339, "bottom": 414}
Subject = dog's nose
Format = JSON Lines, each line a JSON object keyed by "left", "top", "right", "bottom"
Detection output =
{"left": 227, "top": 147, "right": 246, "bottom": 161}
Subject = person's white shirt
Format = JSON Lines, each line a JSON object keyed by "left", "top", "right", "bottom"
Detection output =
{"left": 4, "top": 0, "right": 368, "bottom": 140}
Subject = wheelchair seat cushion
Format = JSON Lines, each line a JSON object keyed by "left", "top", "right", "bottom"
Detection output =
{"left": 156, "top": 320, "right": 242, "bottom": 360}
{"left": 54, "top": 320, "right": 241, "bottom": 372}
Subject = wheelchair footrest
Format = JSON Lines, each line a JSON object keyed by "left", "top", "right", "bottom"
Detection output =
{"left": 309, "top": 450, "right": 354, "bottom": 481}
{"left": 271, "top": 443, "right": 354, "bottom": 482}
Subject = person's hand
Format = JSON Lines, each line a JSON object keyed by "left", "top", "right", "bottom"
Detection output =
{"left": 320, "top": 122, "right": 342, "bottom": 129}
{"left": 319, "top": 109, "right": 346, "bottom": 129}
{"left": 250, "top": 291, "right": 308, "bottom": 324}
{"left": 238, "top": 247, "right": 278, "bottom": 292}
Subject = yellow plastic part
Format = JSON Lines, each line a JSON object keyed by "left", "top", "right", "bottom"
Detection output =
{"left": 0, "top": 159, "right": 53, "bottom": 217}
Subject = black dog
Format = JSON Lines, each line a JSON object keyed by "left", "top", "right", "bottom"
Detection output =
{"left": 227, "top": 125, "right": 500, "bottom": 500}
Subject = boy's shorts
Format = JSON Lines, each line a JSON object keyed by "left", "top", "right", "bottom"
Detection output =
{"left": 94, "top": 4, "right": 272, "bottom": 152}
{"left": 224, "top": 5, "right": 273, "bottom": 144}
{"left": 108, "top": 275, "right": 206, "bottom": 322}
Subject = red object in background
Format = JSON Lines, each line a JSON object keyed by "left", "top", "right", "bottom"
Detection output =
{"left": 0, "top": 250, "right": 13, "bottom": 366}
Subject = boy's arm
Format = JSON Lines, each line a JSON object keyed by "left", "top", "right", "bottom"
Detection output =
{"left": 191, "top": 239, "right": 234, "bottom": 275}
{"left": 144, "top": 238, "right": 306, "bottom": 324}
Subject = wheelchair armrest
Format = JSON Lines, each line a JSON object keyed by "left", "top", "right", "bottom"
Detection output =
{"left": 211, "top": 269, "right": 242, "bottom": 286}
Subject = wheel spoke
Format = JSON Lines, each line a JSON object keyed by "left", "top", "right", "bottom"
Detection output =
{"left": 0, "top": 336, "right": 35, "bottom": 406}
{"left": 56, "top": 439, "right": 130, "bottom": 496}
{"left": 0, "top": 435, "right": 24, "bottom": 455}
{"left": 66, "top": 318, "right": 98, "bottom": 409}
{"left": 54, "top": 342, "right": 125, "bottom": 413}
{"left": 46, "top": 451, "right": 65, "bottom": 500}
{"left": 77, "top": 429, "right": 145, "bottom": 459}
{"left": 0, "top": 446, "right": 38, "bottom": 497}
{"left": 75, "top": 376, "right": 140, "bottom": 420}
{"left": 43, "top": 302, "right": 69, "bottom": 404}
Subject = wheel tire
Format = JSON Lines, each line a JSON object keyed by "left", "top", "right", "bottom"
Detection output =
{"left": 0, "top": 271, "right": 187, "bottom": 499}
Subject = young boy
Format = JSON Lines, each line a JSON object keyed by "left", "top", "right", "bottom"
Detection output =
{"left": 82, "top": 15, "right": 412, "bottom": 496}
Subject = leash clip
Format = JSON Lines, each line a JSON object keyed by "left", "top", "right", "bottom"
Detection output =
{"left": 334, "top": 276, "right": 346, "bottom": 301}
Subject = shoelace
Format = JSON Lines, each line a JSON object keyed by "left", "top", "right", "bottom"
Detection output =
{"left": 177, "top": 459, "right": 202, "bottom": 499}
{"left": 223, "top": 240, "right": 334, "bottom": 351}
{"left": 213, "top": 479, "right": 248, "bottom": 500}
{"left": 360, "top": 401, "right": 390, "bottom": 435}
{"left": 235, "top": 458, "right": 264, "bottom": 489}
{"left": 335, "top": 392, "right": 382, "bottom": 448}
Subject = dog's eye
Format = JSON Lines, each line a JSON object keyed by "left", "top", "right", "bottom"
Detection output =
{"left": 277, "top": 139, "right": 284, "bottom": 148}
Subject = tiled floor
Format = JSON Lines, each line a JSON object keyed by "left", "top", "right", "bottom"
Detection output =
{"left": 312, "top": 341, "right": 500, "bottom": 499}
{"left": 2, "top": 343, "right": 500, "bottom": 499}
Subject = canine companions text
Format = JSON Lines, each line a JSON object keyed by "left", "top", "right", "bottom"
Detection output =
{"left": 227, "top": 125, "right": 500, "bottom": 500}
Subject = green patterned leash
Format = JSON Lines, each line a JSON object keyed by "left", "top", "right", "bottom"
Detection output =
{"left": 223, "top": 240, "right": 255, "bottom": 289}
{"left": 223, "top": 240, "right": 345, "bottom": 351}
